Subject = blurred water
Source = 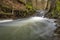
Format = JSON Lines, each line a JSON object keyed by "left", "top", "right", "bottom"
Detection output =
{"left": 0, "top": 16, "right": 56, "bottom": 40}
{"left": 0, "top": 10, "right": 57, "bottom": 40}
{"left": 34, "top": 10, "right": 48, "bottom": 17}
{"left": 0, "top": 20, "right": 13, "bottom": 23}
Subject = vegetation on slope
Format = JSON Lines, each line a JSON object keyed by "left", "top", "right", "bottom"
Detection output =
{"left": 0, "top": 0, "right": 60, "bottom": 19}
{"left": 45, "top": 0, "right": 60, "bottom": 19}
{"left": 0, "top": 0, "right": 35, "bottom": 19}
{"left": 51, "top": 0, "right": 60, "bottom": 19}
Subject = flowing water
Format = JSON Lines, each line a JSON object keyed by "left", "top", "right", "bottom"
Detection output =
{"left": 0, "top": 10, "right": 57, "bottom": 40}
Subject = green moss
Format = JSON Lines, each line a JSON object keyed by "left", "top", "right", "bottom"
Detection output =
{"left": 51, "top": 0, "right": 60, "bottom": 18}
{"left": 56, "top": 0, "right": 60, "bottom": 11}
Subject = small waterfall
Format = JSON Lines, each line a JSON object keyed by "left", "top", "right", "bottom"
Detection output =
{"left": 35, "top": 10, "right": 48, "bottom": 17}
{"left": 0, "top": 10, "right": 57, "bottom": 40}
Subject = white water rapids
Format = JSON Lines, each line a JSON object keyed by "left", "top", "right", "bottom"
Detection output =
{"left": 0, "top": 10, "right": 57, "bottom": 40}
{"left": 0, "top": 16, "right": 56, "bottom": 40}
{"left": 0, "top": 19, "right": 13, "bottom": 23}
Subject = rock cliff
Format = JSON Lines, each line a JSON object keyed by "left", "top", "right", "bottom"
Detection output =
{"left": 0, "top": 0, "right": 56, "bottom": 19}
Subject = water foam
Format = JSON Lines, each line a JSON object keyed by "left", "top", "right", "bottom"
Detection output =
{"left": 0, "top": 17, "right": 56, "bottom": 40}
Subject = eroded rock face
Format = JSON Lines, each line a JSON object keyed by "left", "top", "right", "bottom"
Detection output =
{"left": 0, "top": 0, "right": 56, "bottom": 11}
{"left": 0, "top": 0, "right": 56, "bottom": 19}
{"left": 32, "top": 0, "right": 48, "bottom": 10}
{"left": 0, "top": 0, "right": 26, "bottom": 10}
{"left": 32, "top": 0, "right": 56, "bottom": 11}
